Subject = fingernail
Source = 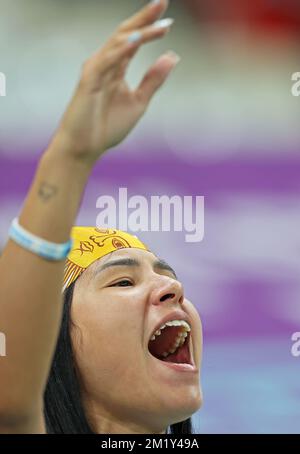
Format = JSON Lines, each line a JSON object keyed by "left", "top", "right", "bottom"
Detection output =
{"left": 165, "top": 50, "right": 181, "bottom": 64}
{"left": 153, "top": 18, "right": 174, "bottom": 29}
{"left": 127, "top": 31, "right": 142, "bottom": 43}
{"left": 151, "top": 0, "right": 160, "bottom": 4}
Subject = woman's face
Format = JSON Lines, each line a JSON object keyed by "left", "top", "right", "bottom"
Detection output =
{"left": 71, "top": 248, "right": 203, "bottom": 433}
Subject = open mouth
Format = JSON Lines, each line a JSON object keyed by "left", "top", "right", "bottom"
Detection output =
{"left": 148, "top": 323, "right": 192, "bottom": 365}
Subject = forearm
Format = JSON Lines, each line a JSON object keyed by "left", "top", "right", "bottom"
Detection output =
{"left": 19, "top": 142, "right": 92, "bottom": 241}
{"left": 0, "top": 144, "right": 93, "bottom": 417}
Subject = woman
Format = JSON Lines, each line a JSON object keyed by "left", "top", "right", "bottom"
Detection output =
{"left": 0, "top": 0, "right": 203, "bottom": 434}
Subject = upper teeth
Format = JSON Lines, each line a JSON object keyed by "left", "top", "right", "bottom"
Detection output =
{"left": 150, "top": 319, "right": 191, "bottom": 342}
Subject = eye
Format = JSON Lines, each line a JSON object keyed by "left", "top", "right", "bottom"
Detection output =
{"left": 110, "top": 279, "right": 133, "bottom": 287}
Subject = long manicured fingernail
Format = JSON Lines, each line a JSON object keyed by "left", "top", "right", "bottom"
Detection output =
{"left": 128, "top": 31, "right": 142, "bottom": 43}
{"left": 165, "top": 51, "right": 181, "bottom": 64}
{"left": 153, "top": 18, "right": 174, "bottom": 29}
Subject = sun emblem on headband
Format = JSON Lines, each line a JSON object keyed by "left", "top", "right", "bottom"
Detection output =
{"left": 112, "top": 238, "right": 130, "bottom": 249}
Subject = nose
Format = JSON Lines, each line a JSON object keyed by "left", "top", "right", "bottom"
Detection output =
{"left": 149, "top": 277, "right": 184, "bottom": 307}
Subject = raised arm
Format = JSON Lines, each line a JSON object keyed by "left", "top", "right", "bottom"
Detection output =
{"left": 0, "top": 0, "right": 179, "bottom": 432}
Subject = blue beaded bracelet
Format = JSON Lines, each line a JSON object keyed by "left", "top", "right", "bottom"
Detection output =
{"left": 9, "top": 218, "right": 73, "bottom": 261}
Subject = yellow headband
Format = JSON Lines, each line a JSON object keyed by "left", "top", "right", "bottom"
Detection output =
{"left": 63, "top": 227, "right": 148, "bottom": 291}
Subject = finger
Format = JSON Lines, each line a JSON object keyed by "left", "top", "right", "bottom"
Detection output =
{"left": 118, "top": 0, "right": 169, "bottom": 33}
{"left": 135, "top": 51, "right": 181, "bottom": 106}
{"left": 110, "top": 19, "right": 174, "bottom": 78}
{"left": 91, "top": 19, "right": 174, "bottom": 80}
{"left": 126, "top": 18, "right": 174, "bottom": 46}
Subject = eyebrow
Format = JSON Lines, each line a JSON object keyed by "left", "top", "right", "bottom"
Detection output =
{"left": 94, "top": 257, "right": 177, "bottom": 279}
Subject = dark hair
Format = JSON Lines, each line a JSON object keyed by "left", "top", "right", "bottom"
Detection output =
{"left": 44, "top": 281, "right": 193, "bottom": 434}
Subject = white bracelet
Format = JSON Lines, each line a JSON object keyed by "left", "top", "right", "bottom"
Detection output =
{"left": 9, "top": 218, "right": 73, "bottom": 261}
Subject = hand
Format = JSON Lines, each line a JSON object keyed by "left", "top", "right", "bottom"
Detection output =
{"left": 51, "top": 0, "right": 180, "bottom": 165}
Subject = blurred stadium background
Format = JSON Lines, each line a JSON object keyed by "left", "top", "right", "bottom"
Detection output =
{"left": 1, "top": 0, "right": 300, "bottom": 433}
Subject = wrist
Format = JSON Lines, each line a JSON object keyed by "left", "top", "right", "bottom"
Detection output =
{"left": 43, "top": 135, "right": 96, "bottom": 175}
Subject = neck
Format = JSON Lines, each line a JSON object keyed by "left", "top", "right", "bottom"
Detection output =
{"left": 82, "top": 395, "right": 166, "bottom": 434}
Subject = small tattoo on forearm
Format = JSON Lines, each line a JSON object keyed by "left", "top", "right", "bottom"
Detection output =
{"left": 38, "top": 182, "right": 58, "bottom": 202}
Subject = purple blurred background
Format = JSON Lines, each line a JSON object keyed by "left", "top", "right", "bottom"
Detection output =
{"left": 1, "top": 0, "right": 300, "bottom": 433}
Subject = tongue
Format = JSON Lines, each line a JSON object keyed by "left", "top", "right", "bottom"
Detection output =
{"left": 148, "top": 326, "right": 190, "bottom": 364}
{"left": 163, "top": 337, "right": 190, "bottom": 364}
{"left": 149, "top": 326, "right": 182, "bottom": 358}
